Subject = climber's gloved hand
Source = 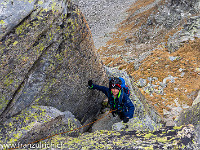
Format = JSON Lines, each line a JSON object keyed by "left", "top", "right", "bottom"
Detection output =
{"left": 123, "top": 117, "right": 129, "bottom": 123}
{"left": 88, "top": 80, "right": 93, "bottom": 88}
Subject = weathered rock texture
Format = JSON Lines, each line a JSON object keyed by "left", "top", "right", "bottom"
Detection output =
{"left": 176, "top": 102, "right": 200, "bottom": 147}
{"left": 168, "top": 15, "right": 200, "bottom": 52}
{"left": 47, "top": 125, "right": 199, "bottom": 149}
{"left": 176, "top": 102, "right": 200, "bottom": 127}
{"left": 0, "top": 0, "right": 200, "bottom": 149}
{"left": 0, "top": 106, "right": 82, "bottom": 148}
{"left": 0, "top": 0, "right": 106, "bottom": 127}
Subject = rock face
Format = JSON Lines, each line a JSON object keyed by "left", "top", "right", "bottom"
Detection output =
{"left": 48, "top": 125, "right": 199, "bottom": 149}
{"left": 176, "top": 102, "right": 200, "bottom": 147}
{"left": 0, "top": 0, "right": 106, "bottom": 126}
{"left": 176, "top": 102, "right": 200, "bottom": 127}
{"left": 0, "top": 106, "right": 82, "bottom": 148}
{"left": 167, "top": 16, "right": 200, "bottom": 52}
{"left": 0, "top": 0, "right": 199, "bottom": 148}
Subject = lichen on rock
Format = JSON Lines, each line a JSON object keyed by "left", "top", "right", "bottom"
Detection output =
{"left": 0, "top": 0, "right": 106, "bottom": 128}
{"left": 45, "top": 124, "right": 199, "bottom": 149}
{"left": 0, "top": 105, "right": 82, "bottom": 147}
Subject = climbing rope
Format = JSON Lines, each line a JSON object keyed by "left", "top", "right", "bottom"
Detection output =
{"left": 8, "top": 109, "right": 115, "bottom": 150}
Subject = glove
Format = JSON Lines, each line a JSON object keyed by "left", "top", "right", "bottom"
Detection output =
{"left": 123, "top": 117, "right": 129, "bottom": 123}
{"left": 88, "top": 80, "right": 93, "bottom": 88}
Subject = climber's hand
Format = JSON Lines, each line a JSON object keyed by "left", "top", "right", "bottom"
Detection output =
{"left": 123, "top": 117, "right": 129, "bottom": 123}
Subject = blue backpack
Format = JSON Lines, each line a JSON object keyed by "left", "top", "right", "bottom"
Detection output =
{"left": 119, "top": 77, "right": 130, "bottom": 97}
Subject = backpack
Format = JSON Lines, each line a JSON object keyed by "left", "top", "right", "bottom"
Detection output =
{"left": 119, "top": 77, "right": 130, "bottom": 97}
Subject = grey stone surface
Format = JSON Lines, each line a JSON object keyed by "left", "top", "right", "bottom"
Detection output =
{"left": 175, "top": 102, "right": 200, "bottom": 147}
{"left": 137, "top": 78, "right": 147, "bottom": 88}
{"left": 168, "top": 15, "right": 200, "bottom": 52}
{"left": 0, "top": 105, "right": 82, "bottom": 146}
{"left": 195, "top": 124, "right": 200, "bottom": 147}
{"left": 49, "top": 124, "right": 199, "bottom": 149}
{"left": 112, "top": 115, "right": 163, "bottom": 131}
{"left": 176, "top": 102, "right": 200, "bottom": 127}
{"left": 0, "top": 0, "right": 107, "bottom": 128}
{"left": 91, "top": 108, "right": 121, "bottom": 132}
{"left": 193, "top": 91, "right": 200, "bottom": 106}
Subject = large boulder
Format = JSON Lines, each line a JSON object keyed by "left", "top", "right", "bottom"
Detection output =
{"left": 175, "top": 102, "right": 200, "bottom": 145}
{"left": 0, "top": 0, "right": 106, "bottom": 127}
{"left": 0, "top": 105, "right": 82, "bottom": 148}
{"left": 176, "top": 102, "right": 200, "bottom": 127}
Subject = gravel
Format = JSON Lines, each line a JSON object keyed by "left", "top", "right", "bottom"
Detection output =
{"left": 72, "top": 0, "right": 136, "bottom": 49}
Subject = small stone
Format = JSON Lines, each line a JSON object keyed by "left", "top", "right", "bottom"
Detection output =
{"left": 166, "top": 120, "right": 175, "bottom": 127}
{"left": 163, "top": 75, "right": 178, "bottom": 84}
{"left": 125, "top": 38, "right": 131, "bottom": 44}
{"left": 159, "top": 82, "right": 167, "bottom": 88}
{"left": 169, "top": 56, "right": 180, "bottom": 61}
{"left": 181, "top": 72, "right": 185, "bottom": 77}
{"left": 153, "top": 77, "right": 158, "bottom": 81}
{"left": 137, "top": 78, "right": 147, "bottom": 87}
{"left": 195, "top": 68, "right": 200, "bottom": 72}
{"left": 179, "top": 68, "right": 184, "bottom": 72}
{"left": 174, "top": 88, "right": 178, "bottom": 91}
{"left": 163, "top": 109, "right": 170, "bottom": 115}
{"left": 165, "top": 65, "right": 169, "bottom": 68}
{"left": 147, "top": 77, "right": 153, "bottom": 82}
{"left": 154, "top": 86, "right": 164, "bottom": 95}
{"left": 192, "top": 90, "right": 200, "bottom": 106}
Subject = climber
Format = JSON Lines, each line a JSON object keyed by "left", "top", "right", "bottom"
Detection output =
{"left": 88, "top": 77, "right": 135, "bottom": 123}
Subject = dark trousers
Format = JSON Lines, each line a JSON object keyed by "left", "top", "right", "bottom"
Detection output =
{"left": 118, "top": 112, "right": 125, "bottom": 120}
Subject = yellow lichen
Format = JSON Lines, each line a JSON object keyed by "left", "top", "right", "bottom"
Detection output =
{"left": 173, "top": 126, "right": 182, "bottom": 130}
{"left": 0, "top": 20, "right": 5, "bottom": 24}
{"left": 144, "top": 132, "right": 155, "bottom": 138}
{"left": 38, "top": 1, "right": 43, "bottom": 5}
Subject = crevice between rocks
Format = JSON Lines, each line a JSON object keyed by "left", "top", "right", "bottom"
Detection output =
{"left": 0, "top": 42, "right": 54, "bottom": 122}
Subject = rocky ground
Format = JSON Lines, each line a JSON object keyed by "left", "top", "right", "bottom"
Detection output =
{"left": 44, "top": 124, "right": 198, "bottom": 149}
{"left": 73, "top": 0, "right": 136, "bottom": 49}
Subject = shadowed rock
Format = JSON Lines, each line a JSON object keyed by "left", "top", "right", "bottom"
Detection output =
{"left": 176, "top": 102, "right": 200, "bottom": 146}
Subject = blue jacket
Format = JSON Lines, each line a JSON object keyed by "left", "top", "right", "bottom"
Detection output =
{"left": 91, "top": 84, "right": 135, "bottom": 119}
